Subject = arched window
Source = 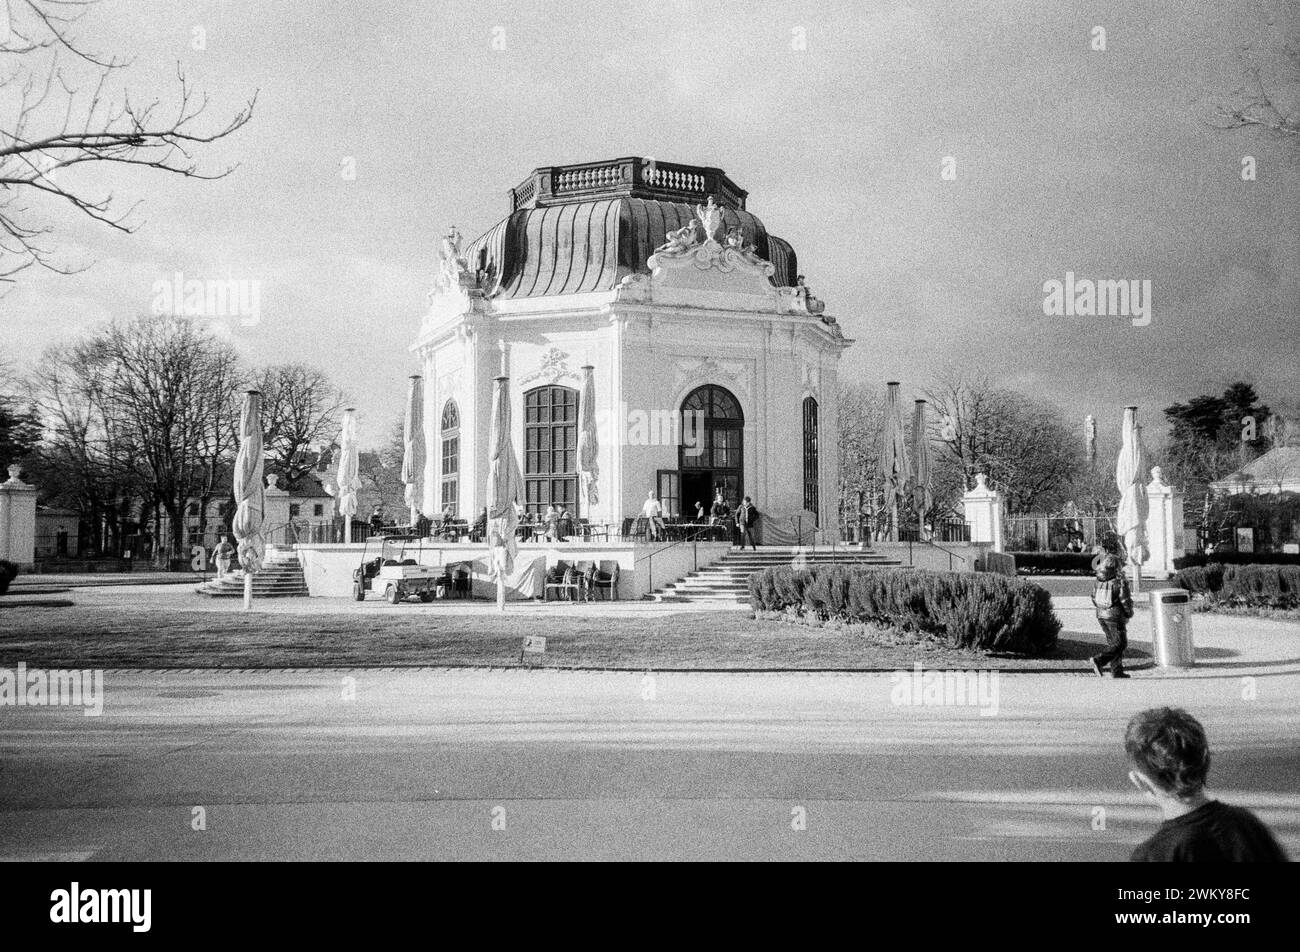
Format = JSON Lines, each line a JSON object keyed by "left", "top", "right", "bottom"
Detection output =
{"left": 803, "top": 396, "right": 819, "bottom": 525}
{"left": 677, "top": 384, "right": 744, "bottom": 514}
{"left": 524, "top": 385, "right": 578, "bottom": 516}
{"left": 440, "top": 400, "right": 460, "bottom": 515}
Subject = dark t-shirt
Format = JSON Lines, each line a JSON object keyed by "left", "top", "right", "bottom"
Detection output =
{"left": 1131, "top": 800, "right": 1288, "bottom": 862}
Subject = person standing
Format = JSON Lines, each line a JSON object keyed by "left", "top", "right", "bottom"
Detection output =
{"left": 1090, "top": 554, "right": 1133, "bottom": 679}
{"left": 1126, "top": 707, "right": 1288, "bottom": 861}
{"left": 641, "top": 491, "right": 664, "bottom": 541}
{"left": 543, "top": 504, "right": 560, "bottom": 542}
{"left": 734, "top": 496, "right": 758, "bottom": 551}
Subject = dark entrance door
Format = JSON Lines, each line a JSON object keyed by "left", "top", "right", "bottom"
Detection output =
{"left": 679, "top": 384, "right": 744, "bottom": 513}
{"left": 681, "top": 470, "right": 712, "bottom": 520}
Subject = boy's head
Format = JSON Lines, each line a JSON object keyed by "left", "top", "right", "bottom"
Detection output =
{"left": 1124, "top": 707, "right": 1211, "bottom": 801}
{"left": 1096, "top": 555, "right": 1120, "bottom": 580}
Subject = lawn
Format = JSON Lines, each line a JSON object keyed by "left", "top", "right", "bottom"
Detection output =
{"left": 0, "top": 604, "right": 1119, "bottom": 671}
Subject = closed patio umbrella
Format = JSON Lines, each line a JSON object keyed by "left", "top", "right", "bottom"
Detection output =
{"left": 232, "top": 389, "right": 266, "bottom": 611}
{"left": 402, "top": 375, "right": 426, "bottom": 531}
{"left": 879, "top": 382, "right": 910, "bottom": 541}
{"left": 910, "top": 399, "right": 933, "bottom": 540}
{"left": 577, "top": 364, "right": 599, "bottom": 514}
{"left": 486, "top": 374, "right": 523, "bottom": 610}
{"left": 336, "top": 407, "right": 360, "bottom": 543}
{"left": 1115, "top": 406, "right": 1149, "bottom": 592}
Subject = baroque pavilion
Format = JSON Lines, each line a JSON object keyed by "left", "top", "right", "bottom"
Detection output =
{"left": 412, "top": 156, "right": 851, "bottom": 543}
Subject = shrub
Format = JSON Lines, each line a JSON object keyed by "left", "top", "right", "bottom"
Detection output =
{"left": 750, "top": 565, "right": 1059, "bottom": 655}
{"left": 1173, "top": 551, "right": 1300, "bottom": 569}
{"left": 1171, "top": 562, "right": 1300, "bottom": 609}
{"left": 0, "top": 559, "right": 17, "bottom": 596}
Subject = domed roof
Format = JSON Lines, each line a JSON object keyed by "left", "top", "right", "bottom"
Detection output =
{"left": 460, "top": 158, "right": 799, "bottom": 299}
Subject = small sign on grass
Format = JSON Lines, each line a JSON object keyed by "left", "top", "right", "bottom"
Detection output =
{"left": 520, "top": 635, "right": 546, "bottom": 663}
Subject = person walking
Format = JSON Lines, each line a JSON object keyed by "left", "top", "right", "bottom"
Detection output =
{"left": 734, "top": 496, "right": 759, "bottom": 551}
{"left": 1125, "top": 707, "right": 1288, "bottom": 861}
{"left": 1090, "top": 553, "right": 1133, "bottom": 678}
{"left": 212, "top": 536, "right": 235, "bottom": 577}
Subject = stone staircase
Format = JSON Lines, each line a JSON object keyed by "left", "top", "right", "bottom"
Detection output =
{"left": 195, "top": 545, "right": 308, "bottom": 597}
{"left": 649, "top": 546, "right": 902, "bottom": 606}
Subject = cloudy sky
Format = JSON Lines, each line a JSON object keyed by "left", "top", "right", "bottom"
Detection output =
{"left": 2, "top": 0, "right": 1297, "bottom": 449}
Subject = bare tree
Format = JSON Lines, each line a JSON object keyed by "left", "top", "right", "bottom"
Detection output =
{"left": 31, "top": 337, "right": 143, "bottom": 554}
{"left": 0, "top": 0, "right": 255, "bottom": 283}
{"left": 925, "top": 369, "right": 1084, "bottom": 514}
{"left": 94, "top": 316, "right": 240, "bottom": 561}
{"left": 1209, "top": 41, "right": 1300, "bottom": 144}
{"left": 837, "top": 381, "right": 886, "bottom": 535}
{"left": 251, "top": 363, "right": 347, "bottom": 483}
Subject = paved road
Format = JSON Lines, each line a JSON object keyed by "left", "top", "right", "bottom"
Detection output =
{"left": 2, "top": 662, "right": 1297, "bottom": 861}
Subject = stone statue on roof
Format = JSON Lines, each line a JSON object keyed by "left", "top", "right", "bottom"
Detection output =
{"left": 657, "top": 221, "right": 699, "bottom": 256}
{"left": 695, "top": 196, "right": 723, "bottom": 244}
{"left": 432, "top": 225, "right": 470, "bottom": 297}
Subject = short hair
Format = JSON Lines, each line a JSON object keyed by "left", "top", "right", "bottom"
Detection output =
{"left": 1124, "top": 707, "right": 1211, "bottom": 797}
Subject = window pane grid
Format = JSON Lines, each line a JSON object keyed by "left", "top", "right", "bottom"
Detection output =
{"left": 524, "top": 385, "right": 579, "bottom": 516}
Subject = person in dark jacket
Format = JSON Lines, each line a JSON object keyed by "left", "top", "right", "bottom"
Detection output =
{"left": 1126, "top": 707, "right": 1287, "bottom": 862}
{"left": 734, "top": 496, "right": 758, "bottom": 551}
{"left": 1090, "top": 554, "right": 1133, "bottom": 678}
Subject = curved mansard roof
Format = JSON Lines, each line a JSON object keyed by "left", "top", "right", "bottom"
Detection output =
{"left": 459, "top": 158, "right": 799, "bottom": 299}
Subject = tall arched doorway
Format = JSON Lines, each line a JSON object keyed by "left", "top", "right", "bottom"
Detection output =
{"left": 676, "top": 384, "right": 744, "bottom": 517}
{"left": 523, "top": 384, "right": 579, "bottom": 517}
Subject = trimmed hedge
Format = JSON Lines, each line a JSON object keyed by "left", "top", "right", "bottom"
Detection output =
{"left": 1171, "top": 562, "right": 1300, "bottom": 609}
{"left": 1009, "top": 552, "right": 1096, "bottom": 575}
{"left": 1173, "top": 552, "right": 1300, "bottom": 569}
{"left": 749, "top": 565, "right": 1060, "bottom": 655}
{"left": 0, "top": 559, "right": 16, "bottom": 596}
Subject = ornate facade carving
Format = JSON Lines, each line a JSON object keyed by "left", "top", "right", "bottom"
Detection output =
{"left": 672, "top": 355, "right": 752, "bottom": 402}
{"left": 800, "top": 360, "right": 822, "bottom": 400}
{"left": 647, "top": 196, "right": 776, "bottom": 280}
{"left": 520, "top": 346, "right": 579, "bottom": 387}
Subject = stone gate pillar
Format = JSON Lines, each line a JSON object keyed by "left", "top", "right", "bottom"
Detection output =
{"left": 0, "top": 465, "right": 38, "bottom": 569}
{"left": 263, "top": 474, "right": 292, "bottom": 541}
{"left": 1144, "top": 466, "right": 1184, "bottom": 578}
{"left": 962, "top": 473, "right": 1004, "bottom": 552}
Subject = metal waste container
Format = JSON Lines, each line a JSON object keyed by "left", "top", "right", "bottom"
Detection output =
{"left": 1150, "top": 589, "right": 1195, "bottom": 668}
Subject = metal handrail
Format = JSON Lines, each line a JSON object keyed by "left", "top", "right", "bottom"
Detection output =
{"left": 905, "top": 536, "right": 969, "bottom": 572}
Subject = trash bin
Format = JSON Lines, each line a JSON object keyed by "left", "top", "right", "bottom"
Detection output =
{"left": 1150, "top": 589, "right": 1195, "bottom": 668}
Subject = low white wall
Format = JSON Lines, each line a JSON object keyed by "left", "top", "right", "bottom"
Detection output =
{"left": 870, "top": 541, "right": 990, "bottom": 574}
{"left": 294, "top": 540, "right": 733, "bottom": 599}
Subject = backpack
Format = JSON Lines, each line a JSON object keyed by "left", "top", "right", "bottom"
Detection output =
{"left": 1093, "top": 577, "right": 1131, "bottom": 617}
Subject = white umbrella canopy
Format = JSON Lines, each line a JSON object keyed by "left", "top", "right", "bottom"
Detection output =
{"left": 232, "top": 390, "right": 266, "bottom": 610}
{"left": 401, "top": 375, "right": 426, "bottom": 529}
{"left": 878, "top": 382, "right": 910, "bottom": 541}
{"left": 486, "top": 374, "right": 523, "bottom": 608}
{"left": 577, "top": 364, "right": 599, "bottom": 511}
{"left": 910, "top": 399, "right": 933, "bottom": 538}
{"left": 336, "top": 408, "right": 360, "bottom": 543}
{"left": 1115, "top": 406, "right": 1149, "bottom": 585}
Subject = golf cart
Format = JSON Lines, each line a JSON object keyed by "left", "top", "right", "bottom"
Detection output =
{"left": 352, "top": 535, "right": 443, "bottom": 604}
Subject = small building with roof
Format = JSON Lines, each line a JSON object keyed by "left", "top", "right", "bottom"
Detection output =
{"left": 412, "top": 157, "right": 851, "bottom": 541}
